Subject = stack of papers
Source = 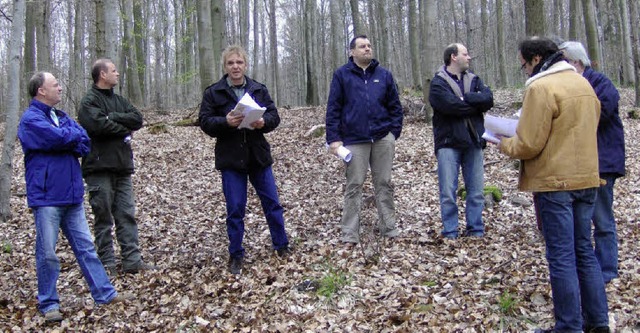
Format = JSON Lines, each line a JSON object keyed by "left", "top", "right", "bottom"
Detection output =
{"left": 229, "top": 93, "right": 266, "bottom": 129}
{"left": 483, "top": 115, "right": 518, "bottom": 144}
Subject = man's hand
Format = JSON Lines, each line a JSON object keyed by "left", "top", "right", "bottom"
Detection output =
{"left": 226, "top": 112, "right": 244, "bottom": 128}
{"left": 250, "top": 117, "right": 265, "bottom": 129}
{"left": 329, "top": 141, "right": 343, "bottom": 155}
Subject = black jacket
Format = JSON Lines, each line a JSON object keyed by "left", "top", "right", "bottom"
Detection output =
{"left": 199, "top": 75, "right": 279, "bottom": 172}
{"left": 78, "top": 85, "right": 143, "bottom": 176}
{"left": 429, "top": 66, "right": 494, "bottom": 152}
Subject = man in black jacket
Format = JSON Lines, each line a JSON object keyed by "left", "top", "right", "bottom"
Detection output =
{"left": 78, "top": 59, "right": 154, "bottom": 275}
{"left": 199, "top": 45, "right": 290, "bottom": 275}
{"left": 429, "top": 43, "right": 494, "bottom": 239}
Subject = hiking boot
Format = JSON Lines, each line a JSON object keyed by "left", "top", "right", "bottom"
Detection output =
{"left": 44, "top": 309, "right": 63, "bottom": 323}
{"left": 276, "top": 247, "right": 291, "bottom": 258}
{"left": 228, "top": 256, "right": 243, "bottom": 275}
{"left": 105, "top": 266, "right": 118, "bottom": 277}
{"left": 109, "top": 292, "right": 135, "bottom": 304}
{"left": 123, "top": 261, "right": 158, "bottom": 274}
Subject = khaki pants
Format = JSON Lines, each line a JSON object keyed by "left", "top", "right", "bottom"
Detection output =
{"left": 341, "top": 133, "right": 398, "bottom": 243}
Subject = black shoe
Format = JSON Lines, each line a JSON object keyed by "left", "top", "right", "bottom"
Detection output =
{"left": 123, "top": 261, "right": 158, "bottom": 274}
{"left": 44, "top": 309, "right": 63, "bottom": 323}
{"left": 228, "top": 256, "right": 243, "bottom": 275}
{"left": 105, "top": 266, "right": 118, "bottom": 277}
{"left": 534, "top": 329, "right": 554, "bottom": 333}
{"left": 276, "top": 247, "right": 291, "bottom": 258}
{"left": 585, "top": 327, "right": 610, "bottom": 333}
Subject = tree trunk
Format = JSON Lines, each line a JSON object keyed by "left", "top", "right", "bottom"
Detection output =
{"left": 464, "top": 0, "right": 472, "bottom": 54}
{"left": 0, "top": 0, "right": 26, "bottom": 222}
{"left": 239, "top": 0, "right": 249, "bottom": 51}
{"left": 197, "top": 0, "right": 216, "bottom": 92}
{"left": 629, "top": 0, "right": 640, "bottom": 106}
{"left": 268, "top": 0, "right": 280, "bottom": 105}
{"left": 349, "top": 0, "right": 365, "bottom": 36}
{"left": 123, "top": 0, "right": 143, "bottom": 106}
{"left": 252, "top": 0, "right": 261, "bottom": 81}
{"left": 35, "top": 0, "right": 52, "bottom": 70}
{"left": 525, "top": 0, "right": 545, "bottom": 37}
{"left": 569, "top": 0, "right": 579, "bottom": 40}
{"left": 304, "top": 0, "right": 319, "bottom": 105}
{"left": 133, "top": 0, "right": 146, "bottom": 102}
{"left": 496, "top": 0, "right": 507, "bottom": 87}
{"left": 69, "top": 0, "right": 85, "bottom": 117}
{"left": 103, "top": 0, "right": 119, "bottom": 61}
{"left": 212, "top": 0, "right": 226, "bottom": 80}
{"left": 24, "top": 0, "right": 35, "bottom": 82}
{"left": 619, "top": 0, "right": 635, "bottom": 85}
{"left": 329, "top": 0, "right": 342, "bottom": 71}
{"left": 420, "top": 0, "right": 437, "bottom": 124}
{"left": 408, "top": 0, "right": 420, "bottom": 88}
{"left": 582, "top": 0, "right": 601, "bottom": 70}
{"left": 95, "top": 0, "right": 106, "bottom": 58}
{"left": 375, "top": 1, "right": 388, "bottom": 67}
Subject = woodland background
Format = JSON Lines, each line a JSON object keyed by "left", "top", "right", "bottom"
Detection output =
{"left": 1, "top": 0, "right": 640, "bottom": 331}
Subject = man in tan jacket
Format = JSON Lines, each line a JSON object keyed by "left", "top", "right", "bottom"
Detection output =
{"left": 499, "top": 37, "right": 609, "bottom": 333}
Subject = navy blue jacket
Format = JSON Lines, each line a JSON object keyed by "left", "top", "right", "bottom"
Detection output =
{"left": 429, "top": 66, "right": 494, "bottom": 152}
{"left": 199, "top": 75, "right": 279, "bottom": 172}
{"left": 326, "top": 57, "right": 403, "bottom": 145}
{"left": 18, "top": 99, "right": 90, "bottom": 208}
{"left": 583, "top": 67, "right": 625, "bottom": 177}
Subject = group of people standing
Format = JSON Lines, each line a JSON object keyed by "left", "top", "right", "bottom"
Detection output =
{"left": 19, "top": 34, "right": 624, "bottom": 332}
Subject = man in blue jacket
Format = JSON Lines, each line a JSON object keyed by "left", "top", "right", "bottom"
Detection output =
{"left": 326, "top": 35, "right": 404, "bottom": 246}
{"left": 18, "top": 72, "right": 133, "bottom": 323}
{"left": 429, "top": 43, "right": 494, "bottom": 239}
{"left": 561, "top": 41, "right": 626, "bottom": 283}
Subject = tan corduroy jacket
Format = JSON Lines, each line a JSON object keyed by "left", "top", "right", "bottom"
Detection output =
{"left": 500, "top": 61, "right": 601, "bottom": 192}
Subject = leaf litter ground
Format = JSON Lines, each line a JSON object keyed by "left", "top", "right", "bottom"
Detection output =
{"left": 1, "top": 89, "right": 639, "bottom": 332}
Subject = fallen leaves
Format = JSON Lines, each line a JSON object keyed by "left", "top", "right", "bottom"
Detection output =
{"left": 1, "top": 89, "right": 639, "bottom": 331}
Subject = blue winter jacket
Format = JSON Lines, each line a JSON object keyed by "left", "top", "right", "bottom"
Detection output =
{"left": 326, "top": 57, "right": 403, "bottom": 145}
{"left": 429, "top": 66, "right": 494, "bottom": 152}
{"left": 582, "top": 67, "right": 625, "bottom": 177}
{"left": 18, "top": 99, "right": 91, "bottom": 208}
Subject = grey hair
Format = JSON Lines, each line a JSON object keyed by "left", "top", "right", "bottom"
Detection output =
{"left": 559, "top": 41, "right": 591, "bottom": 67}
{"left": 28, "top": 72, "right": 48, "bottom": 98}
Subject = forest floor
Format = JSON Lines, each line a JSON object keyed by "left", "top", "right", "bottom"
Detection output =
{"left": 1, "top": 89, "right": 639, "bottom": 332}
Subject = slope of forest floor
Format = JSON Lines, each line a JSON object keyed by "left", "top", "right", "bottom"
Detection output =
{"left": 1, "top": 89, "right": 639, "bottom": 332}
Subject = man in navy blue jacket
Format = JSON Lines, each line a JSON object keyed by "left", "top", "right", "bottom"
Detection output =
{"left": 561, "top": 41, "right": 626, "bottom": 283}
{"left": 326, "top": 35, "right": 403, "bottom": 245}
{"left": 429, "top": 43, "right": 494, "bottom": 239}
{"left": 18, "top": 72, "right": 132, "bottom": 323}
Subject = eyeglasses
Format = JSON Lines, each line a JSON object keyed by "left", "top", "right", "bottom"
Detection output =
{"left": 520, "top": 63, "right": 526, "bottom": 70}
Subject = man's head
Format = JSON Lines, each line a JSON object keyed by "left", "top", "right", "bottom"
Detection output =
{"left": 222, "top": 45, "right": 249, "bottom": 85}
{"left": 559, "top": 41, "right": 590, "bottom": 73}
{"left": 28, "top": 71, "right": 62, "bottom": 107}
{"left": 91, "top": 59, "right": 119, "bottom": 88}
{"left": 518, "top": 37, "right": 558, "bottom": 77}
{"left": 349, "top": 35, "right": 373, "bottom": 67}
{"left": 443, "top": 43, "right": 470, "bottom": 73}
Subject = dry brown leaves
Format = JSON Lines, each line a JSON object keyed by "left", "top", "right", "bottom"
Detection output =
{"left": 1, "top": 89, "right": 639, "bottom": 332}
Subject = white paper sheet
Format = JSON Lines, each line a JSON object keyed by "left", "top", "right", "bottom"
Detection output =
{"left": 230, "top": 93, "right": 267, "bottom": 129}
{"left": 483, "top": 115, "right": 518, "bottom": 144}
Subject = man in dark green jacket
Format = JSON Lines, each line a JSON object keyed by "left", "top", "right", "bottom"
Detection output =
{"left": 78, "top": 59, "right": 153, "bottom": 275}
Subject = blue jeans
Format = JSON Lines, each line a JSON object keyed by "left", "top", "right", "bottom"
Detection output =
{"left": 436, "top": 147, "right": 484, "bottom": 238}
{"left": 85, "top": 173, "right": 141, "bottom": 271}
{"left": 33, "top": 204, "right": 117, "bottom": 314}
{"left": 221, "top": 166, "right": 288, "bottom": 258}
{"left": 593, "top": 174, "right": 619, "bottom": 282}
{"left": 535, "top": 189, "right": 609, "bottom": 331}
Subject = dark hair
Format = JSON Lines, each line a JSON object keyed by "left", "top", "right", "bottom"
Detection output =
{"left": 91, "top": 58, "right": 112, "bottom": 84}
{"left": 443, "top": 43, "right": 460, "bottom": 66}
{"left": 518, "top": 37, "right": 558, "bottom": 63}
{"left": 349, "top": 35, "right": 368, "bottom": 50}
{"left": 28, "top": 72, "right": 47, "bottom": 98}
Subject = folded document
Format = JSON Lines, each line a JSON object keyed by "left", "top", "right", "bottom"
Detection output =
{"left": 229, "top": 93, "right": 266, "bottom": 129}
{"left": 483, "top": 115, "right": 518, "bottom": 144}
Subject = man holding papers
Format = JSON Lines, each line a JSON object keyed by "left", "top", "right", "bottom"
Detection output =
{"left": 429, "top": 43, "right": 494, "bottom": 239}
{"left": 199, "top": 45, "right": 290, "bottom": 275}
{"left": 499, "top": 37, "right": 609, "bottom": 333}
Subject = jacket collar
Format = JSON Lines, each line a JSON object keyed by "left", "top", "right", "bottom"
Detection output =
{"left": 91, "top": 84, "right": 114, "bottom": 96}
{"left": 525, "top": 61, "right": 575, "bottom": 87}
{"left": 30, "top": 99, "right": 54, "bottom": 113}
{"left": 347, "top": 57, "right": 379, "bottom": 73}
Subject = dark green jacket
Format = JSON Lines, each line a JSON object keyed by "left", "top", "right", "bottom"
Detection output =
{"left": 78, "top": 85, "right": 143, "bottom": 176}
